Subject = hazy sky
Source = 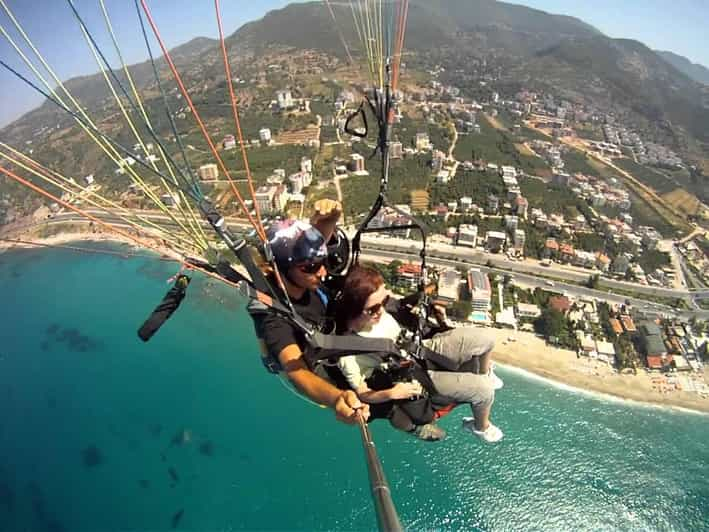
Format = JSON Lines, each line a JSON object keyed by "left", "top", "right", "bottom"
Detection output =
{"left": 0, "top": 0, "right": 707, "bottom": 128}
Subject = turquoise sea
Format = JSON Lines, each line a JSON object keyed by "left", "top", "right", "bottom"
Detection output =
{"left": 0, "top": 243, "right": 708, "bottom": 531}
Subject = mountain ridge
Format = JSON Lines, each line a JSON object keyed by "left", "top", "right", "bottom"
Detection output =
{"left": 655, "top": 50, "right": 709, "bottom": 85}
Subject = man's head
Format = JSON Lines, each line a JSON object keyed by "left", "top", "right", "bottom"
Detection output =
{"left": 267, "top": 220, "right": 328, "bottom": 292}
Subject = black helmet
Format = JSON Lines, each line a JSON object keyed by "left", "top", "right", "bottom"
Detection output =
{"left": 267, "top": 220, "right": 328, "bottom": 273}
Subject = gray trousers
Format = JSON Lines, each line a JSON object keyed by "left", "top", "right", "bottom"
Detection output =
{"left": 422, "top": 327, "right": 496, "bottom": 417}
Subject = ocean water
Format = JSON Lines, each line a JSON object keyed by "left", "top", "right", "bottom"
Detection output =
{"left": 0, "top": 244, "right": 708, "bottom": 532}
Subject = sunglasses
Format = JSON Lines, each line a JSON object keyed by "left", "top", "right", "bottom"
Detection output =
{"left": 363, "top": 295, "right": 390, "bottom": 316}
{"left": 296, "top": 259, "right": 325, "bottom": 274}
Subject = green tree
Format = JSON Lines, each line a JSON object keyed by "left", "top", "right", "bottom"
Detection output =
{"left": 587, "top": 274, "right": 601, "bottom": 289}
{"left": 534, "top": 308, "right": 566, "bottom": 339}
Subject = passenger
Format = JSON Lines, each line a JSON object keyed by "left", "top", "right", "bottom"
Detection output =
{"left": 335, "top": 266, "right": 504, "bottom": 443}
{"left": 252, "top": 211, "right": 369, "bottom": 425}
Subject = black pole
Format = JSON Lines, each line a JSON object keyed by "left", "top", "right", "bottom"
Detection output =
{"left": 357, "top": 415, "right": 403, "bottom": 532}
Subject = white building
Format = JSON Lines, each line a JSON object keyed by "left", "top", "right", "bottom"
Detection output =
{"left": 513, "top": 229, "right": 526, "bottom": 252}
{"left": 467, "top": 268, "right": 491, "bottom": 311}
{"left": 457, "top": 224, "right": 478, "bottom": 248}
{"left": 223, "top": 135, "right": 237, "bottom": 150}
{"left": 198, "top": 164, "right": 219, "bottom": 181}
{"left": 415, "top": 132, "right": 431, "bottom": 151}
{"left": 83, "top": 174, "right": 94, "bottom": 186}
{"left": 486, "top": 231, "right": 507, "bottom": 253}
{"left": 255, "top": 185, "right": 276, "bottom": 214}
{"left": 390, "top": 141, "right": 403, "bottom": 159}
{"left": 460, "top": 197, "right": 473, "bottom": 212}
{"left": 272, "top": 185, "right": 289, "bottom": 212}
{"left": 517, "top": 303, "right": 541, "bottom": 319}
{"left": 259, "top": 128, "right": 272, "bottom": 144}
{"left": 288, "top": 172, "right": 305, "bottom": 194}
{"left": 437, "top": 268, "right": 460, "bottom": 304}
{"left": 349, "top": 154, "right": 367, "bottom": 175}
{"left": 277, "top": 89, "right": 294, "bottom": 110}
{"left": 300, "top": 157, "right": 313, "bottom": 175}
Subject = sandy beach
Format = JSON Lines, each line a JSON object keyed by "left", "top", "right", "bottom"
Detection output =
{"left": 487, "top": 327, "right": 709, "bottom": 414}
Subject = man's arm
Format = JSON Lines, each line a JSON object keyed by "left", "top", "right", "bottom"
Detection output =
{"left": 278, "top": 344, "right": 370, "bottom": 424}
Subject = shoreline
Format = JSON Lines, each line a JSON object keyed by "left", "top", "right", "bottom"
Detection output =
{"left": 3, "top": 230, "right": 709, "bottom": 415}
{"left": 486, "top": 328, "right": 709, "bottom": 415}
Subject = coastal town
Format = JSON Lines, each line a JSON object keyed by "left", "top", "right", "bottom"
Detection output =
{"left": 1, "top": 21, "right": 709, "bottom": 413}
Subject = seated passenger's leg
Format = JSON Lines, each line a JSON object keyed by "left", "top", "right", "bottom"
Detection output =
{"left": 423, "top": 327, "right": 496, "bottom": 374}
{"left": 427, "top": 370, "right": 494, "bottom": 431}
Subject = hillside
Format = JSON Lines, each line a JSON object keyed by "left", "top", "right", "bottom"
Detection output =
{"left": 656, "top": 51, "right": 709, "bottom": 85}
{"left": 1, "top": 0, "right": 707, "bottom": 167}
{"left": 535, "top": 37, "right": 709, "bottom": 143}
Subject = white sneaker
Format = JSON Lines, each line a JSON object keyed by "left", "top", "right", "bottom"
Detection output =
{"left": 462, "top": 417, "right": 504, "bottom": 443}
{"left": 488, "top": 365, "right": 504, "bottom": 390}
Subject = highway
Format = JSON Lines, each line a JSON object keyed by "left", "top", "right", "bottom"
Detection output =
{"left": 359, "top": 247, "right": 709, "bottom": 320}
{"left": 359, "top": 235, "right": 697, "bottom": 299}
{"left": 4, "top": 210, "right": 708, "bottom": 319}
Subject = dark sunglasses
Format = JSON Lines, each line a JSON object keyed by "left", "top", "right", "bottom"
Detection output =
{"left": 363, "top": 294, "right": 390, "bottom": 316}
{"left": 297, "top": 259, "right": 326, "bottom": 274}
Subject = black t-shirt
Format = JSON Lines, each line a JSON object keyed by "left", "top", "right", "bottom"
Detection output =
{"left": 255, "top": 289, "right": 329, "bottom": 361}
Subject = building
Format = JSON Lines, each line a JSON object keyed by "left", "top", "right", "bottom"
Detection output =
{"left": 596, "top": 252, "right": 611, "bottom": 273}
{"left": 559, "top": 243, "right": 575, "bottom": 263}
{"left": 457, "top": 224, "right": 478, "bottom": 248}
{"left": 612, "top": 255, "right": 631, "bottom": 276}
{"left": 415, "top": 132, "right": 431, "bottom": 151}
{"left": 259, "top": 128, "right": 272, "bottom": 144}
{"left": 609, "top": 318, "right": 624, "bottom": 336}
{"left": 288, "top": 172, "right": 305, "bottom": 194}
{"left": 641, "top": 228, "right": 662, "bottom": 251}
{"left": 595, "top": 340, "right": 616, "bottom": 364}
{"left": 517, "top": 303, "right": 541, "bottom": 319}
{"left": 513, "top": 229, "right": 526, "bottom": 252}
{"left": 620, "top": 316, "right": 636, "bottom": 334}
{"left": 349, "top": 153, "right": 366, "bottom": 174}
{"left": 254, "top": 185, "right": 276, "bottom": 214}
{"left": 487, "top": 194, "right": 499, "bottom": 214}
{"left": 83, "top": 174, "right": 94, "bottom": 186}
{"left": 437, "top": 268, "right": 460, "bottom": 304}
{"left": 198, "top": 164, "right": 219, "bottom": 181}
{"left": 390, "top": 141, "right": 403, "bottom": 159}
{"left": 548, "top": 296, "right": 572, "bottom": 314}
{"left": 460, "top": 197, "right": 473, "bottom": 212}
{"left": 396, "top": 263, "right": 421, "bottom": 289}
{"left": 467, "top": 269, "right": 491, "bottom": 311}
{"left": 300, "top": 157, "right": 313, "bottom": 175}
{"left": 514, "top": 196, "right": 528, "bottom": 219}
{"left": 223, "top": 135, "right": 237, "bottom": 150}
{"left": 431, "top": 150, "right": 446, "bottom": 172}
{"left": 544, "top": 238, "right": 559, "bottom": 257}
{"left": 410, "top": 190, "right": 429, "bottom": 212}
{"left": 272, "top": 185, "right": 289, "bottom": 212}
{"left": 486, "top": 231, "right": 507, "bottom": 253}
{"left": 277, "top": 89, "right": 294, "bottom": 110}
{"left": 505, "top": 215, "right": 519, "bottom": 232}
{"left": 160, "top": 193, "right": 180, "bottom": 208}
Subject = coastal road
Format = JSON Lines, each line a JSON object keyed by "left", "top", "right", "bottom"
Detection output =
{"left": 360, "top": 235, "right": 695, "bottom": 300}
{"left": 359, "top": 247, "right": 709, "bottom": 320}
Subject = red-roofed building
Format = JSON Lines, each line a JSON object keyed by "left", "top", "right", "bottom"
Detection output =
{"left": 559, "top": 243, "right": 575, "bottom": 263}
{"left": 646, "top": 355, "right": 673, "bottom": 371}
{"left": 545, "top": 238, "right": 559, "bottom": 251}
{"left": 549, "top": 296, "right": 572, "bottom": 314}
{"left": 620, "top": 316, "right": 636, "bottom": 333}
{"left": 609, "top": 318, "right": 623, "bottom": 336}
{"left": 595, "top": 252, "right": 611, "bottom": 273}
{"left": 396, "top": 263, "right": 421, "bottom": 289}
